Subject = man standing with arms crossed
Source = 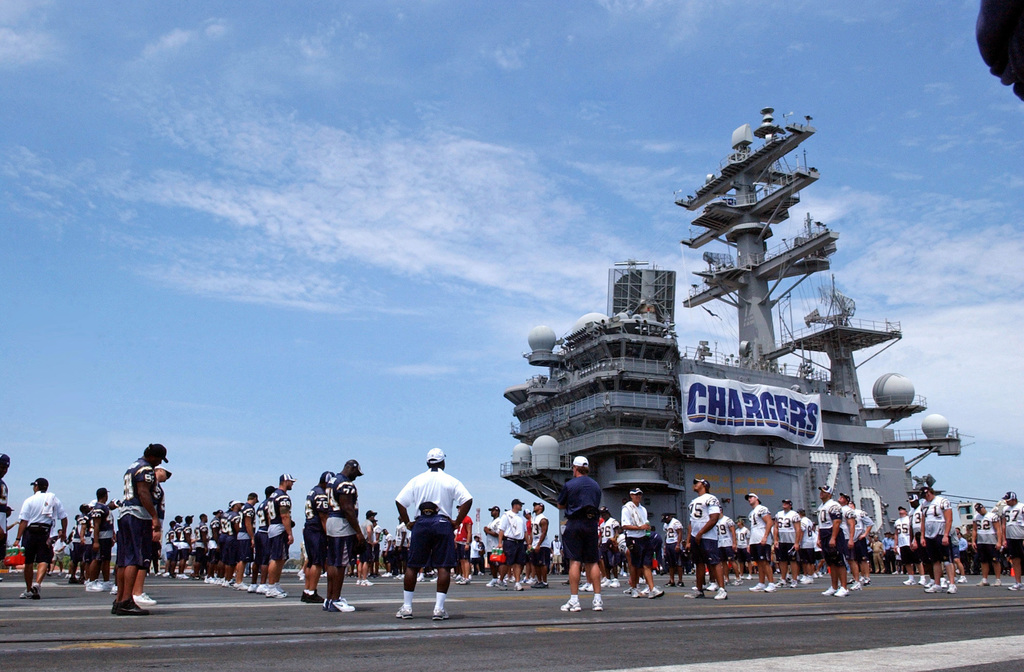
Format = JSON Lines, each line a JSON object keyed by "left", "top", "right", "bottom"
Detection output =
{"left": 394, "top": 448, "right": 473, "bottom": 621}
{"left": 113, "top": 444, "right": 166, "bottom": 615}
{"left": 774, "top": 499, "right": 802, "bottom": 588}
{"left": 264, "top": 474, "right": 295, "bottom": 599}
{"left": 621, "top": 488, "right": 664, "bottom": 599}
{"left": 556, "top": 456, "right": 603, "bottom": 612}
{"left": 497, "top": 499, "right": 527, "bottom": 591}
{"left": 817, "top": 485, "right": 850, "bottom": 598}
{"left": 325, "top": 461, "right": 364, "bottom": 612}
{"left": 530, "top": 502, "right": 552, "bottom": 589}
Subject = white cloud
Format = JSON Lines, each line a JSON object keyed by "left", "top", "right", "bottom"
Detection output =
{"left": 141, "top": 21, "right": 226, "bottom": 60}
{"left": 491, "top": 40, "right": 530, "bottom": 71}
{"left": 0, "top": 26, "right": 57, "bottom": 67}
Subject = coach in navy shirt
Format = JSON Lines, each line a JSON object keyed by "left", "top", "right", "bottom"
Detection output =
{"left": 556, "top": 455, "right": 603, "bottom": 613}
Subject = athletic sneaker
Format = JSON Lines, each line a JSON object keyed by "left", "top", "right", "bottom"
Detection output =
{"left": 714, "top": 588, "right": 729, "bottom": 600}
{"left": 978, "top": 579, "right": 990, "bottom": 586}
{"left": 234, "top": 582, "right": 250, "bottom": 591}
{"left": 821, "top": 587, "right": 837, "bottom": 596}
{"left": 396, "top": 604, "right": 414, "bottom": 619}
{"left": 706, "top": 582, "right": 719, "bottom": 591}
{"left": 256, "top": 584, "right": 269, "bottom": 594}
{"left": 924, "top": 584, "right": 945, "bottom": 593}
{"left": 947, "top": 585, "right": 958, "bottom": 595}
{"left": 19, "top": 590, "right": 33, "bottom": 599}
{"left": 85, "top": 581, "right": 105, "bottom": 592}
{"left": 1008, "top": 583, "right": 1022, "bottom": 591}
{"left": 849, "top": 582, "right": 862, "bottom": 591}
{"left": 560, "top": 599, "right": 582, "bottom": 612}
{"left": 629, "top": 588, "right": 641, "bottom": 598}
{"left": 608, "top": 579, "right": 620, "bottom": 588}
{"left": 600, "top": 577, "right": 611, "bottom": 587}
{"left": 648, "top": 586, "right": 665, "bottom": 599}
{"left": 764, "top": 582, "right": 777, "bottom": 593}
{"left": 534, "top": 582, "right": 548, "bottom": 589}
{"left": 956, "top": 576, "right": 967, "bottom": 584}
{"left": 248, "top": 584, "right": 260, "bottom": 594}
{"left": 514, "top": 582, "right": 524, "bottom": 591}
{"left": 834, "top": 587, "right": 850, "bottom": 597}
{"left": 904, "top": 578, "right": 917, "bottom": 586}
{"left": 749, "top": 583, "right": 766, "bottom": 592}
{"left": 581, "top": 582, "right": 594, "bottom": 592}
{"left": 134, "top": 593, "right": 156, "bottom": 606}
{"left": 325, "top": 599, "right": 355, "bottom": 613}
{"left": 799, "top": 576, "right": 814, "bottom": 585}
{"left": 592, "top": 597, "right": 604, "bottom": 611}
{"left": 486, "top": 578, "right": 498, "bottom": 587}
{"left": 432, "top": 608, "right": 449, "bottom": 621}
{"left": 918, "top": 576, "right": 929, "bottom": 586}
{"left": 265, "top": 587, "right": 287, "bottom": 598}
{"left": 995, "top": 579, "right": 1003, "bottom": 586}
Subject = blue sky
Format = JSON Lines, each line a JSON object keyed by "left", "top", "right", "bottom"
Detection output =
{"left": 2, "top": 1, "right": 1022, "bottom": 527}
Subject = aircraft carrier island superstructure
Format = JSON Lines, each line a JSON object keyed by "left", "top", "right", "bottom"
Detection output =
{"left": 501, "top": 109, "right": 962, "bottom": 529}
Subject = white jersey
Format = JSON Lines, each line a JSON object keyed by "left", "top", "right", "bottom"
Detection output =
{"left": 854, "top": 509, "right": 874, "bottom": 539}
{"left": 716, "top": 516, "right": 735, "bottom": 548}
{"left": 1005, "top": 503, "right": 1024, "bottom": 540}
{"left": 497, "top": 510, "right": 525, "bottom": 540}
{"left": 483, "top": 518, "right": 500, "bottom": 552}
{"left": 976, "top": 511, "right": 999, "bottom": 545}
{"left": 911, "top": 505, "right": 925, "bottom": 538}
{"left": 621, "top": 502, "right": 649, "bottom": 539}
{"left": 894, "top": 515, "right": 912, "bottom": 547}
{"left": 688, "top": 493, "right": 721, "bottom": 538}
{"left": 736, "top": 526, "right": 750, "bottom": 548}
{"left": 748, "top": 504, "right": 772, "bottom": 544}
{"left": 799, "top": 516, "right": 817, "bottom": 549}
{"left": 395, "top": 467, "right": 472, "bottom": 521}
{"left": 531, "top": 512, "right": 552, "bottom": 548}
{"left": 816, "top": 498, "right": 843, "bottom": 533}
{"left": 922, "top": 496, "right": 951, "bottom": 538}
{"left": 775, "top": 510, "right": 800, "bottom": 544}
{"left": 663, "top": 517, "right": 683, "bottom": 546}
{"left": 396, "top": 522, "right": 410, "bottom": 548}
{"left": 600, "top": 517, "right": 619, "bottom": 546}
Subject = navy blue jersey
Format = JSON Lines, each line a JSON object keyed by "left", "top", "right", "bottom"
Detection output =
{"left": 266, "top": 489, "right": 292, "bottom": 526}
{"left": 88, "top": 503, "right": 113, "bottom": 537}
{"left": 304, "top": 486, "right": 330, "bottom": 533}
{"left": 240, "top": 503, "right": 256, "bottom": 537}
{"left": 256, "top": 499, "right": 269, "bottom": 532}
{"left": 121, "top": 457, "right": 157, "bottom": 519}
{"left": 210, "top": 518, "right": 222, "bottom": 536}
{"left": 224, "top": 511, "right": 241, "bottom": 538}
{"left": 153, "top": 483, "right": 165, "bottom": 523}
{"left": 326, "top": 476, "right": 357, "bottom": 518}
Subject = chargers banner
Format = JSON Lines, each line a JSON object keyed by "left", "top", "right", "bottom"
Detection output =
{"left": 681, "top": 374, "right": 823, "bottom": 447}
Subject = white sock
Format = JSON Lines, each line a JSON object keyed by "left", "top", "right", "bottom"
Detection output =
{"left": 303, "top": 589, "right": 314, "bottom": 595}
{"left": 404, "top": 590, "right": 414, "bottom": 609}
{"left": 435, "top": 592, "right": 446, "bottom": 610}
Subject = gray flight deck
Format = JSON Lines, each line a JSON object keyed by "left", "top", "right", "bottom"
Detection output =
{"left": 2, "top": 573, "right": 1022, "bottom": 671}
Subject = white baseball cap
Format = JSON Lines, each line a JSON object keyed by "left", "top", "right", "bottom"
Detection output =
{"left": 427, "top": 448, "right": 446, "bottom": 464}
{"left": 572, "top": 455, "right": 589, "bottom": 468}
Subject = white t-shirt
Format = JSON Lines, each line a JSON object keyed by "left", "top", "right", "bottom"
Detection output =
{"left": 748, "top": 504, "right": 772, "bottom": 544}
{"left": 854, "top": 509, "right": 874, "bottom": 539}
{"left": 483, "top": 517, "right": 501, "bottom": 552}
{"left": 395, "top": 468, "right": 472, "bottom": 521}
{"left": 663, "top": 517, "right": 683, "bottom": 545}
{"left": 923, "top": 496, "right": 951, "bottom": 538}
{"left": 736, "top": 526, "right": 750, "bottom": 548}
{"left": 19, "top": 492, "right": 67, "bottom": 529}
{"left": 976, "top": 511, "right": 999, "bottom": 545}
{"left": 775, "top": 509, "right": 800, "bottom": 544}
{"left": 895, "top": 515, "right": 912, "bottom": 547}
{"left": 1005, "top": 503, "right": 1024, "bottom": 540}
{"left": 621, "top": 502, "right": 649, "bottom": 539}
{"left": 497, "top": 510, "right": 525, "bottom": 540}
{"left": 716, "top": 516, "right": 735, "bottom": 548}
{"left": 688, "top": 494, "right": 721, "bottom": 538}
{"left": 799, "top": 516, "right": 817, "bottom": 549}
{"left": 531, "top": 512, "right": 552, "bottom": 548}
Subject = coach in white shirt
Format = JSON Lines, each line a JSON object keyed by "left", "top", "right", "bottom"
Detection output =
{"left": 14, "top": 477, "right": 68, "bottom": 600}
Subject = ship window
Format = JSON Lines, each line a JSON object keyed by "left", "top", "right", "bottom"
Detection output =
{"left": 615, "top": 455, "right": 660, "bottom": 471}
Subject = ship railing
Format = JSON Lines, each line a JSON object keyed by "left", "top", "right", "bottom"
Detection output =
{"left": 861, "top": 394, "right": 927, "bottom": 409}
{"left": 889, "top": 427, "right": 961, "bottom": 442}
{"left": 556, "top": 430, "right": 673, "bottom": 453}
{"left": 569, "top": 357, "right": 674, "bottom": 382}
{"left": 517, "top": 392, "right": 678, "bottom": 435}
{"left": 782, "top": 318, "right": 902, "bottom": 343}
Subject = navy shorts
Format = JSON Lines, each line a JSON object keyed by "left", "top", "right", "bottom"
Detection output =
{"left": 304, "top": 528, "right": 327, "bottom": 568}
{"left": 254, "top": 532, "right": 268, "bottom": 566}
{"left": 23, "top": 527, "right": 54, "bottom": 565}
{"left": 70, "top": 542, "right": 86, "bottom": 563}
{"left": 408, "top": 514, "right": 458, "bottom": 569}
{"left": 853, "top": 538, "right": 871, "bottom": 562}
{"left": 749, "top": 543, "right": 771, "bottom": 563}
{"left": 977, "top": 543, "right": 1000, "bottom": 564}
{"left": 664, "top": 544, "right": 683, "bottom": 568}
{"left": 627, "top": 536, "right": 654, "bottom": 568}
{"left": 736, "top": 548, "right": 750, "bottom": 562}
{"left": 266, "top": 533, "right": 288, "bottom": 562}
{"left": 690, "top": 536, "right": 721, "bottom": 566}
{"left": 819, "top": 531, "right": 848, "bottom": 567}
{"left": 532, "top": 546, "right": 552, "bottom": 567}
{"left": 1006, "top": 538, "right": 1024, "bottom": 560}
{"left": 777, "top": 542, "right": 796, "bottom": 561}
{"left": 899, "top": 545, "right": 917, "bottom": 565}
{"left": 221, "top": 538, "right": 238, "bottom": 566}
{"left": 925, "top": 535, "right": 954, "bottom": 564}
{"left": 601, "top": 545, "right": 620, "bottom": 568}
{"left": 237, "top": 538, "right": 254, "bottom": 564}
{"left": 456, "top": 543, "right": 470, "bottom": 561}
{"left": 94, "top": 538, "right": 113, "bottom": 562}
{"left": 563, "top": 519, "right": 600, "bottom": 564}
{"left": 194, "top": 547, "right": 207, "bottom": 565}
{"left": 115, "top": 516, "right": 153, "bottom": 569}
{"left": 502, "top": 538, "right": 527, "bottom": 567}
{"left": 326, "top": 535, "right": 355, "bottom": 568}
{"left": 799, "top": 547, "right": 816, "bottom": 564}
{"left": 720, "top": 546, "right": 736, "bottom": 560}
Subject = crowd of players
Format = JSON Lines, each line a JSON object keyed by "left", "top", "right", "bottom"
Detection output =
{"left": 3, "top": 447, "right": 1024, "bottom": 617}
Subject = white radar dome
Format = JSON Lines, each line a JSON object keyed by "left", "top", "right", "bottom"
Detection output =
{"left": 872, "top": 373, "right": 915, "bottom": 406}
{"left": 531, "top": 435, "right": 560, "bottom": 470}
{"left": 572, "top": 312, "right": 609, "bottom": 333}
{"left": 511, "top": 442, "right": 532, "bottom": 464}
{"left": 527, "top": 325, "right": 557, "bottom": 352}
{"left": 921, "top": 414, "right": 950, "bottom": 439}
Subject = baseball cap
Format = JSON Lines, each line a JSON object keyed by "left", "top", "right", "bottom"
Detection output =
{"left": 344, "top": 459, "right": 364, "bottom": 476}
{"left": 661, "top": 512, "right": 675, "bottom": 518}
{"left": 745, "top": 492, "right": 758, "bottom": 501}
{"left": 818, "top": 485, "right": 833, "bottom": 495}
{"left": 917, "top": 485, "right": 931, "bottom": 495}
{"left": 533, "top": 501, "right": 545, "bottom": 510}
{"left": 144, "top": 443, "right": 169, "bottom": 463}
{"left": 229, "top": 500, "right": 241, "bottom": 508}
{"left": 908, "top": 494, "right": 920, "bottom": 504}
{"left": 1005, "top": 491, "right": 1018, "bottom": 501}
{"left": 280, "top": 473, "right": 296, "bottom": 483}
{"left": 489, "top": 505, "right": 500, "bottom": 512}
{"left": 629, "top": 488, "right": 643, "bottom": 496}
{"left": 0, "top": 453, "right": 10, "bottom": 467}
{"left": 693, "top": 477, "right": 710, "bottom": 487}
{"left": 572, "top": 455, "right": 589, "bottom": 468}
{"left": 427, "top": 448, "right": 446, "bottom": 464}
{"left": 974, "top": 502, "right": 985, "bottom": 512}
{"left": 838, "top": 492, "right": 850, "bottom": 500}
{"left": 511, "top": 498, "right": 524, "bottom": 507}
{"left": 781, "top": 498, "right": 792, "bottom": 505}
{"left": 31, "top": 477, "right": 48, "bottom": 489}
{"left": 319, "top": 471, "right": 335, "bottom": 484}
{"left": 367, "top": 510, "right": 377, "bottom": 517}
